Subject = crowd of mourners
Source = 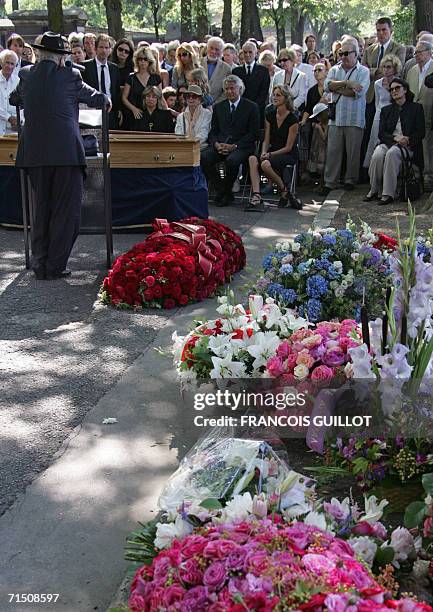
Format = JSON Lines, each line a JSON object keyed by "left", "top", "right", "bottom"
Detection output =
{"left": 0, "top": 19, "right": 432, "bottom": 209}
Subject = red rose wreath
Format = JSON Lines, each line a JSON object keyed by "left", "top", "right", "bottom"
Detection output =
{"left": 101, "top": 218, "right": 246, "bottom": 309}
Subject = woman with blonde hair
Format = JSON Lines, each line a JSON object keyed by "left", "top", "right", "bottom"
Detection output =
{"left": 363, "top": 53, "right": 402, "bottom": 168}
{"left": 186, "top": 68, "right": 213, "bottom": 107}
{"left": 247, "top": 84, "right": 301, "bottom": 210}
{"left": 150, "top": 46, "right": 170, "bottom": 88}
{"left": 272, "top": 48, "right": 307, "bottom": 110}
{"left": 259, "top": 49, "right": 283, "bottom": 103}
{"left": 172, "top": 43, "right": 200, "bottom": 89}
{"left": 122, "top": 46, "right": 162, "bottom": 128}
{"left": 132, "top": 85, "right": 175, "bottom": 132}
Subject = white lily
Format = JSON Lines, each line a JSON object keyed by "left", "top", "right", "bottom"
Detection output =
{"left": 362, "top": 495, "right": 389, "bottom": 523}
{"left": 304, "top": 511, "right": 328, "bottom": 531}
{"left": 208, "top": 334, "right": 233, "bottom": 357}
{"left": 154, "top": 515, "right": 193, "bottom": 549}
{"left": 210, "top": 354, "right": 247, "bottom": 378}
{"left": 246, "top": 331, "right": 280, "bottom": 369}
{"left": 248, "top": 294, "right": 264, "bottom": 318}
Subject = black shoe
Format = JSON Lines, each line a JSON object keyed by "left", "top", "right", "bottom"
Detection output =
{"left": 33, "top": 268, "right": 46, "bottom": 280}
{"left": 378, "top": 196, "right": 393, "bottom": 206}
{"left": 46, "top": 269, "right": 72, "bottom": 280}
{"left": 289, "top": 193, "right": 303, "bottom": 210}
{"left": 317, "top": 186, "right": 331, "bottom": 197}
{"left": 363, "top": 193, "right": 378, "bottom": 202}
{"left": 278, "top": 194, "right": 289, "bottom": 208}
{"left": 223, "top": 193, "right": 235, "bottom": 206}
{"left": 343, "top": 183, "right": 355, "bottom": 191}
{"left": 214, "top": 192, "right": 224, "bottom": 205}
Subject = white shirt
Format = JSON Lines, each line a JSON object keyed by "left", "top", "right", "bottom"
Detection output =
{"left": 0, "top": 71, "right": 20, "bottom": 135}
{"left": 419, "top": 58, "right": 432, "bottom": 91}
{"left": 297, "top": 62, "right": 316, "bottom": 89}
{"left": 95, "top": 58, "right": 111, "bottom": 97}
{"left": 174, "top": 106, "right": 212, "bottom": 148}
{"left": 228, "top": 97, "right": 241, "bottom": 111}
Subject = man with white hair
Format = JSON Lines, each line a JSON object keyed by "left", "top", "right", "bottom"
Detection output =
{"left": 201, "top": 74, "right": 260, "bottom": 206}
{"left": 403, "top": 32, "right": 433, "bottom": 79}
{"left": 232, "top": 41, "right": 270, "bottom": 124}
{"left": 290, "top": 44, "right": 315, "bottom": 89}
{"left": 201, "top": 36, "right": 232, "bottom": 105}
{"left": 320, "top": 39, "right": 370, "bottom": 196}
{"left": 0, "top": 49, "right": 19, "bottom": 135}
{"left": 407, "top": 40, "right": 433, "bottom": 190}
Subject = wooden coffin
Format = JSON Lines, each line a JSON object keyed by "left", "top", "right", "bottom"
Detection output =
{"left": 0, "top": 132, "right": 201, "bottom": 169}
{"left": 109, "top": 132, "right": 201, "bottom": 168}
{"left": 0, "top": 134, "right": 18, "bottom": 166}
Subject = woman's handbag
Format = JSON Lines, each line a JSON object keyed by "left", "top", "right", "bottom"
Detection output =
{"left": 398, "top": 145, "right": 423, "bottom": 201}
{"left": 82, "top": 134, "right": 99, "bottom": 157}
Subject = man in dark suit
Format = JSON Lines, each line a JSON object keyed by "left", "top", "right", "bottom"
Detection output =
{"left": 201, "top": 74, "right": 260, "bottom": 206}
{"left": 232, "top": 41, "right": 270, "bottom": 124}
{"left": 10, "top": 32, "right": 110, "bottom": 280}
{"left": 82, "top": 33, "right": 121, "bottom": 129}
{"left": 7, "top": 34, "right": 32, "bottom": 76}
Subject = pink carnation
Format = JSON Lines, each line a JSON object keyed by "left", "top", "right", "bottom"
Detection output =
{"left": 311, "top": 364, "right": 335, "bottom": 383}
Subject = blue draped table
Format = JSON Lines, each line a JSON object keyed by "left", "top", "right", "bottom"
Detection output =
{"left": 0, "top": 166, "right": 208, "bottom": 230}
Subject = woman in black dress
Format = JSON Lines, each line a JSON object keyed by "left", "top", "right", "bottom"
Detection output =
{"left": 111, "top": 38, "right": 134, "bottom": 86}
{"left": 132, "top": 86, "right": 175, "bottom": 133}
{"left": 248, "top": 84, "right": 300, "bottom": 209}
{"left": 122, "top": 47, "right": 162, "bottom": 130}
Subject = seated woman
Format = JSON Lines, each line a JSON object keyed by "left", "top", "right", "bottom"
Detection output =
{"left": 174, "top": 85, "right": 212, "bottom": 149}
{"left": 248, "top": 84, "right": 301, "bottom": 210}
{"left": 365, "top": 77, "right": 425, "bottom": 205}
{"left": 132, "top": 86, "right": 175, "bottom": 133}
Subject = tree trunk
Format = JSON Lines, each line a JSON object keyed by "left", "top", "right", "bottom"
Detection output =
{"left": 290, "top": 8, "right": 304, "bottom": 45}
{"left": 222, "top": 0, "right": 233, "bottom": 42}
{"left": 47, "top": 0, "right": 64, "bottom": 34}
{"left": 103, "top": 0, "right": 124, "bottom": 39}
{"left": 153, "top": 8, "right": 160, "bottom": 40}
{"left": 12, "top": 0, "right": 19, "bottom": 9}
{"left": 250, "top": 0, "right": 263, "bottom": 41}
{"left": 240, "top": 0, "right": 251, "bottom": 44}
{"left": 275, "top": 0, "right": 286, "bottom": 51}
{"left": 181, "top": 0, "right": 192, "bottom": 40}
{"left": 414, "top": 0, "right": 433, "bottom": 32}
{"left": 195, "top": 0, "right": 209, "bottom": 39}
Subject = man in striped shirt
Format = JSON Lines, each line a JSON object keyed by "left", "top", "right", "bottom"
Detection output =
{"left": 319, "top": 39, "right": 370, "bottom": 196}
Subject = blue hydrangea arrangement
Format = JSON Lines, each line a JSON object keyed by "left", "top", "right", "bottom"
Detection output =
{"left": 254, "top": 221, "right": 393, "bottom": 322}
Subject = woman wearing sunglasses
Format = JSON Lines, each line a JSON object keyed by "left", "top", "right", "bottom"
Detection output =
{"left": 112, "top": 38, "right": 134, "bottom": 86}
{"left": 363, "top": 54, "right": 401, "bottom": 169}
{"left": 174, "top": 85, "right": 212, "bottom": 148}
{"left": 172, "top": 43, "right": 200, "bottom": 90}
{"left": 273, "top": 48, "right": 307, "bottom": 110}
{"left": 122, "top": 47, "right": 162, "bottom": 129}
{"left": 365, "top": 77, "right": 425, "bottom": 205}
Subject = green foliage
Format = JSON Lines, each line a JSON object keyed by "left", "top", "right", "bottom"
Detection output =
{"left": 375, "top": 545, "right": 394, "bottom": 567}
{"left": 404, "top": 500, "right": 426, "bottom": 529}
{"left": 199, "top": 497, "right": 223, "bottom": 509}
{"left": 124, "top": 517, "right": 160, "bottom": 564}
{"left": 391, "top": 4, "right": 415, "bottom": 45}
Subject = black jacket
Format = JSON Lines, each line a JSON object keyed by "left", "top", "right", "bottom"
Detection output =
{"left": 11, "top": 61, "right": 107, "bottom": 168}
{"left": 82, "top": 58, "right": 121, "bottom": 128}
{"left": 132, "top": 108, "right": 174, "bottom": 133}
{"left": 208, "top": 97, "right": 260, "bottom": 152}
{"left": 378, "top": 100, "right": 425, "bottom": 171}
{"left": 423, "top": 74, "right": 433, "bottom": 127}
{"left": 232, "top": 63, "right": 270, "bottom": 113}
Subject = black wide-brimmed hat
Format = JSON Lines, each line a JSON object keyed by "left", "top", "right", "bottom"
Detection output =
{"left": 32, "top": 32, "right": 69, "bottom": 54}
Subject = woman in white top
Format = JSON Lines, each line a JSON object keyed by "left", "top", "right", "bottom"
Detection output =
{"left": 175, "top": 84, "right": 212, "bottom": 149}
{"left": 0, "top": 50, "right": 20, "bottom": 136}
{"left": 273, "top": 49, "right": 307, "bottom": 111}
{"left": 363, "top": 54, "right": 402, "bottom": 168}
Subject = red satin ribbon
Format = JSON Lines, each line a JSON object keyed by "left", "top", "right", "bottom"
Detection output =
{"left": 152, "top": 219, "right": 222, "bottom": 278}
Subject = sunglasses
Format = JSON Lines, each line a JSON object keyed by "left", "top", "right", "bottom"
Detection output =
{"left": 138, "top": 57, "right": 149, "bottom": 61}
{"left": 118, "top": 47, "right": 130, "bottom": 54}
{"left": 313, "top": 67, "right": 324, "bottom": 72}
{"left": 279, "top": 57, "right": 290, "bottom": 62}
{"left": 180, "top": 51, "right": 190, "bottom": 57}
{"left": 338, "top": 50, "right": 356, "bottom": 57}
{"left": 390, "top": 85, "right": 403, "bottom": 92}
{"left": 186, "top": 94, "right": 200, "bottom": 99}
{"left": 414, "top": 49, "right": 429, "bottom": 55}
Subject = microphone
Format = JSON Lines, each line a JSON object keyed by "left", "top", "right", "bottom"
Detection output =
{"left": 65, "top": 58, "right": 85, "bottom": 72}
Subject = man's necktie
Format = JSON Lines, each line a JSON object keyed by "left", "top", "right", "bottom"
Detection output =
{"left": 230, "top": 102, "right": 236, "bottom": 121}
{"left": 247, "top": 65, "right": 251, "bottom": 77}
{"left": 100, "top": 64, "right": 106, "bottom": 94}
{"left": 377, "top": 45, "right": 384, "bottom": 68}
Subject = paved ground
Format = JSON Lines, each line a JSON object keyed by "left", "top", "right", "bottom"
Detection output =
{"left": 331, "top": 182, "right": 433, "bottom": 234}
{"left": 0, "top": 190, "right": 331, "bottom": 612}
